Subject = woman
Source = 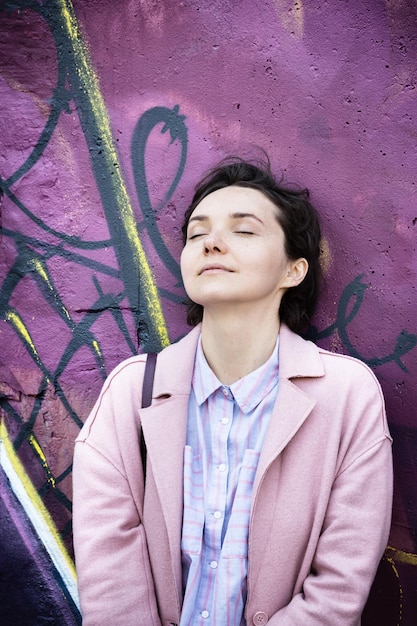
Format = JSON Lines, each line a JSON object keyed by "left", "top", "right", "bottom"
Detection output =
{"left": 73, "top": 157, "right": 393, "bottom": 625}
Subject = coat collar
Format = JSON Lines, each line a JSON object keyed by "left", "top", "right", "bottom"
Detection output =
{"left": 152, "top": 322, "right": 325, "bottom": 396}
{"left": 278, "top": 323, "right": 325, "bottom": 380}
{"left": 151, "top": 324, "right": 201, "bottom": 398}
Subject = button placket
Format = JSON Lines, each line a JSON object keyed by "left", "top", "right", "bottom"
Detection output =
{"left": 206, "top": 386, "right": 232, "bottom": 534}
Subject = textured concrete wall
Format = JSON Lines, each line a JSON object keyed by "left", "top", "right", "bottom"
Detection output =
{"left": 0, "top": 1, "right": 416, "bottom": 624}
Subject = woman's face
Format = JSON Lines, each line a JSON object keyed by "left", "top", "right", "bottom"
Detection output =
{"left": 180, "top": 185, "right": 307, "bottom": 316}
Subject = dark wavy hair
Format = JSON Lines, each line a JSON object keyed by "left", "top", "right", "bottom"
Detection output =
{"left": 181, "top": 156, "right": 322, "bottom": 335}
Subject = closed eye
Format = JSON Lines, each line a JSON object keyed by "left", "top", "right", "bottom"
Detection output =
{"left": 187, "top": 232, "right": 206, "bottom": 240}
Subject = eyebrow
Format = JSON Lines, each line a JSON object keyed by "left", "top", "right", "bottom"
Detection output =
{"left": 231, "top": 212, "right": 264, "bottom": 224}
{"left": 188, "top": 214, "right": 208, "bottom": 224}
{"left": 188, "top": 212, "right": 264, "bottom": 224}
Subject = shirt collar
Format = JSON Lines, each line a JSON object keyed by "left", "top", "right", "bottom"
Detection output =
{"left": 192, "top": 333, "right": 279, "bottom": 414}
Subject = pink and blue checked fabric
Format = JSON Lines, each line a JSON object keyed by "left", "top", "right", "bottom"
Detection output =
{"left": 180, "top": 335, "right": 280, "bottom": 626}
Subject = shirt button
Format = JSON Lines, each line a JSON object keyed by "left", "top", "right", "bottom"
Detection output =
{"left": 221, "top": 387, "right": 229, "bottom": 396}
{"left": 253, "top": 611, "right": 269, "bottom": 625}
{"left": 214, "top": 511, "right": 222, "bottom": 519}
{"left": 218, "top": 464, "right": 227, "bottom": 472}
{"left": 221, "top": 417, "right": 229, "bottom": 425}
{"left": 210, "top": 560, "right": 218, "bottom": 569}
{"left": 201, "top": 610, "right": 209, "bottom": 619}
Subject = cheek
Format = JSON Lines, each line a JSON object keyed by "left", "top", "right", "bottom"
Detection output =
{"left": 255, "top": 252, "right": 289, "bottom": 288}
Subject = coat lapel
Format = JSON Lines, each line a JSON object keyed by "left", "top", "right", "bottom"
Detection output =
{"left": 253, "top": 325, "right": 325, "bottom": 495}
{"left": 253, "top": 379, "right": 317, "bottom": 494}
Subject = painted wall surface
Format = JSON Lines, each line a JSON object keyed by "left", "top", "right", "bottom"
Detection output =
{"left": 0, "top": 0, "right": 416, "bottom": 623}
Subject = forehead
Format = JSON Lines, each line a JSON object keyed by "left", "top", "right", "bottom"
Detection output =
{"left": 191, "top": 185, "right": 279, "bottom": 218}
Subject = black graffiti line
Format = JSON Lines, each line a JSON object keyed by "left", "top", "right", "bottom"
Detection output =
{"left": 1, "top": 1, "right": 68, "bottom": 188}
{"left": 158, "top": 286, "right": 189, "bottom": 304}
{"left": 367, "top": 330, "right": 417, "bottom": 370}
{"left": 11, "top": 389, "right": 48, "bottom": 450}
{"left": 1, "top": 228, "right": 119, "bottom": 276}
{"left": 60, "top": 519, "right": 74, "bottom": 540}
{"left": 1, "top": 185, "right": 113, "bottom": 249}
{"left": 0, "top": 397, "right": 24, "bottom": 426}
{"left": 131, "top": 105, "right": 187, "bottom": 285}
{"left": 50, "top": 567, "right": 82, "bottom": 625}
{"left": 38, "top": 480, "right": 72, "bottom": 510}
{"left": 54, "top": 463, "right": 73, "bottom": 484}
{"left": 310, "top": 275, "right": 417, "bottom": 372}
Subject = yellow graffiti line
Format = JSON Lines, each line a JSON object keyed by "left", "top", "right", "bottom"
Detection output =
{"left": 0, "top": 421, "right": 78, "bottom": 605}
{"left": 6, "top": 310, "right": 50, "bottom": 380}
{"left": 58, "top": 0, "right": 170, "bottom": 347}
{"left": 32, "top": 258, "right": 71, "bottom": 322}
{"left": 92, "top": 338, "right": 102, "bottom": 358}
{"left": 28, "top": 433, "right": 56, "bottom": 488}
{"left": 384, "top": 555, "right": 404, "bottom": 625}
{"left": 386, "top": 545, "right": 417, "bottom": 566}
{"left": 6, "top": 310, "right": 37, "bottom": 354}
{"left": 0, "top": 423, "right": 66, "bottom": 558}
{"left": 273, "top": 0, "right": 304, "bottom": 39}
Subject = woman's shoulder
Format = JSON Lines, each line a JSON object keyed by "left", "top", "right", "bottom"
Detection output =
{"left": 104, "top": 325, "right": 201, "bottom": 389}
{"left": 316, "top": 344, "right": 382, "bottom": 390}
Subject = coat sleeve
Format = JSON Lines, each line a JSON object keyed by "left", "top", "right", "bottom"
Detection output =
{"left": 265, "top": 366, "right": 393, "bottom": 626}
{"left": 268, "top": 439, "right": 393, "bottom": 626}
{"left": 72, "top": 359, "right": 162, "bottom": 626}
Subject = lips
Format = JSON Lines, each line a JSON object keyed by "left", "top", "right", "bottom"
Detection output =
{"left": 198, "top": 264, "right": 233, "bottom": 275}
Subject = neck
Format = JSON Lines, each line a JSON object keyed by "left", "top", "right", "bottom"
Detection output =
{"left": 200, "top": 307, "right": 280, "bottom": 385}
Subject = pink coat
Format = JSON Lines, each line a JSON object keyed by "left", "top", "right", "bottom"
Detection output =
{"left": 73, "top": 324, "right": 393, "bottom": 626}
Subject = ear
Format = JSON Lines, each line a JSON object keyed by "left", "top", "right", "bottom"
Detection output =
{"left": 283, "top": 258, "right": 308, "bottom": 288}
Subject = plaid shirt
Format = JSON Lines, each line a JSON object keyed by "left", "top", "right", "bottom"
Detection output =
{"left": 180, "top": 334, "right": 280, "bottom": 626}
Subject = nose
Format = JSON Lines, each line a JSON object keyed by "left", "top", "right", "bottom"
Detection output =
{"left": 203, "top": 231, "right": 226, "bottom": 254}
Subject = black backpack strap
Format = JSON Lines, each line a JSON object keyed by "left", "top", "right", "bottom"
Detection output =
{"left": 142, "top": 351, "right": 157, "bottom": 409}
{"left": 140, "top": 352, "right": 157, "bottom": 477}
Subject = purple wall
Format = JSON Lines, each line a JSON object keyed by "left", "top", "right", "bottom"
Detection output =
{"left": 0, "top": 1, "right": 416, "bottom": 623}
